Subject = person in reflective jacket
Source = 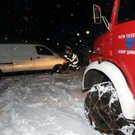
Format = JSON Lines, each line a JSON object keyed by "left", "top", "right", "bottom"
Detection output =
{"left": 64, "top": 49, "right": 79, "bottom": 70}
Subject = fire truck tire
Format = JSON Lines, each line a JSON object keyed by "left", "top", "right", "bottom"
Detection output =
{"left": 84, "top": 82, "right": 135, "bottom": 135}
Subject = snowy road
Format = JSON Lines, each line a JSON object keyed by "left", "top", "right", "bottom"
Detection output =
{"left": 0, "top": 69, "right": 101, "bottom": 135}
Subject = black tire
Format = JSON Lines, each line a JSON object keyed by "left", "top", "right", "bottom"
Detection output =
{"left": 54, "top": 65, "right": 63, "bottom": 73}
{"left": 85, "top": 81, "right": 135, "bottom": 135}
{"left": 0, "top": 70, "right": 2, "bottom": 80}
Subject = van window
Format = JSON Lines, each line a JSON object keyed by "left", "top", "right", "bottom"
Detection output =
{"left": 36, "top": 46, "right": 53, "bottom": 55}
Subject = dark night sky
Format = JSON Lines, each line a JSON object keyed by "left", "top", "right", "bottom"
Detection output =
{"left": 0, "top": 0, "right": 113, "bottom": 52}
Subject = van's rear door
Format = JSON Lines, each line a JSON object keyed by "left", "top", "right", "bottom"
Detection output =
{"left": 12, "top": 44, "right": 36, "bottom": 72}
{"left": 0, "top": 44, "right": 13, "bottom": 72}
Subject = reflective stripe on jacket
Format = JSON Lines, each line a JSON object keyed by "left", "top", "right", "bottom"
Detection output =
{"left": 70, "top": 53, "right": 79, "bottom": 64}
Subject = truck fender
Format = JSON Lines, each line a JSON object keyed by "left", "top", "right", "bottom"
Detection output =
{"left": 82, "top": 61, "right": 135, "bottom": 120}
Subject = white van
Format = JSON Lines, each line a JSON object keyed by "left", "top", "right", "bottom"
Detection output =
{"left": 0, "top": 44, "right": 66, "bottom": 77}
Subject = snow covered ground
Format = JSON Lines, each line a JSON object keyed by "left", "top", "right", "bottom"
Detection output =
{"left": 0, "top": 67, "right": 101, "bottom": 135}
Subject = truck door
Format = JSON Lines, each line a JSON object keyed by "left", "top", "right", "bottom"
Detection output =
{"left": 13, "top": 44, "right": 36, "bottom": 72}
{"left": 111, "top": 0, "right": 135, "bottom": 89}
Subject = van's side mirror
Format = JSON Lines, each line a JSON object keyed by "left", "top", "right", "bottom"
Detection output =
{"left": 93, "top": 4, "right": 102, "bottom": 24}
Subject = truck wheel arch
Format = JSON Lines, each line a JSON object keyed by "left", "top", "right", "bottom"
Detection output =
{"left": 82, "top": 61, "right": 135, "bottom": 120}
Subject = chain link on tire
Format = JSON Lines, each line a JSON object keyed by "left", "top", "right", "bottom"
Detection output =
{"left": 84, "top": 81, "right": 135, "bottom": 135}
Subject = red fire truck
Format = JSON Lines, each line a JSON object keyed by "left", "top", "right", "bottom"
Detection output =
{"left": 82, "top": 0, "right": 135, "bottom": 134}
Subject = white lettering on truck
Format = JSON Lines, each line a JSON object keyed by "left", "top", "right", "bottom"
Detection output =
{"left": 118, "top": 50, "right": 135, "bottom": 55}
{"left": 118, "top": 33, "right": 135, "bottom": 39}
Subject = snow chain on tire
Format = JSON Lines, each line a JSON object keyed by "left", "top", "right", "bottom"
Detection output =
{"left": 84, "top": 81, "right": 135, "bottom": 135}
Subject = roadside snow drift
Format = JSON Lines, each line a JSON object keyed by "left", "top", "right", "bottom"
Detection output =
{"left": 0, "top": 69, "right": 101, "bottom": 135}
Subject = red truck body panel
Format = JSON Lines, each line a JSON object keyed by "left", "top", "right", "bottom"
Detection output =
{"left": 91, "top": 0, "right": 135, "bottom": 98}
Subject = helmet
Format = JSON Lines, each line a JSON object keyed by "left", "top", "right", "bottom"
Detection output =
{"left": 65, "top": 49, "right": 70, "bottom": 54}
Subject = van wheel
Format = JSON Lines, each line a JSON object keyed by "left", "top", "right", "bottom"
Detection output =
{"left": 85, "top": 82, "right": 135, "bottom": 135}
{"left": 0, "top": 70, "right": 2, "bottom": 80}
{"left": 53, "top": 65, "right": 63, "bottom": 73}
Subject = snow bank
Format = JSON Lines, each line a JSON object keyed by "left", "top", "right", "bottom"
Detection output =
{"left": 0, "top": 70, "right": 101, "bottom": 135}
